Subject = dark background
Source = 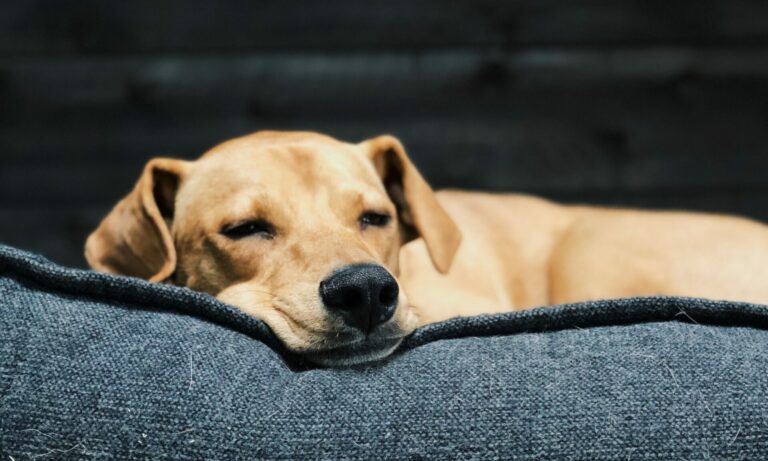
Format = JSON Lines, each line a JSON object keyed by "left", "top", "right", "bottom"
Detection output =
{"left": 2, "top": 1, "right": 768, "bottom": 268}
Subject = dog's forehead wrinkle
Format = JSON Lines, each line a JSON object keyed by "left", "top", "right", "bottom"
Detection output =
{"left": 193, "top": 136, "right": 382, "bottom": 198}
{"left": 201, "top": 130, "right": 349, "bottom": 157}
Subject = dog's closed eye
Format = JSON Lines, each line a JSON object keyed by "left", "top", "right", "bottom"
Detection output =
{"left": 220, "top": 219, "right": 276, "bottom": 240}
{"left": 359, "top": 211, "right": 391, "bottom": 230}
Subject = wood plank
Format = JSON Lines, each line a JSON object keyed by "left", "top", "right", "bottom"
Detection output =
{"left": 2, "top": 0, "right": 768, "bottom": 56}
{"left": 1, "top": 49, "right": 767, "bottom": 196}
{"left": 2, "top": 105, "right": 768, "bottom": 205}
{"left": 2, "top": 50, "right": 768, "bottom": 205}
{"left": 3, "top": 49, "right": 768, "bottom": 115}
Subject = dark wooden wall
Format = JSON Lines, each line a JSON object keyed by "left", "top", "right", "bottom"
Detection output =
{"left": 2, "top": 1, "right": 768, "bottom": 267}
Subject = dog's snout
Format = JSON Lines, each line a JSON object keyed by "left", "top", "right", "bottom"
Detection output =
{"left": 319, "top": 264, "right": 399, "bottom": 332}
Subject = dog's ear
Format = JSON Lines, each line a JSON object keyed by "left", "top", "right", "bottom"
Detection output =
{"left": 85, "top": 158, "right": 190, "bottom": 282}
{"left": 361, "top": 135, "right": 462, "bottom": 273}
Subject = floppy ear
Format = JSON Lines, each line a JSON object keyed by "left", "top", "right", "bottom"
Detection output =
{"left": 361, "top": 135, "right": 462, "bottom": 273}
{"left": 85, "top": 158, "right": 190, "bottom": 282}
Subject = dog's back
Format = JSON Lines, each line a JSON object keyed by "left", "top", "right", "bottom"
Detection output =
{"left": 402, "top": 190, "right": 768, "bottom": 324}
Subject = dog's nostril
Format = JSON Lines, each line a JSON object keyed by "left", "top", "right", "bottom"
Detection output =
{"left": 378, "top": 284, "right": 398, "bottom": 306}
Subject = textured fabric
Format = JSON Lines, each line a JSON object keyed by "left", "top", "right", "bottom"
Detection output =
{"left": 1, "top": 244, "right": 768, "bottom": 460}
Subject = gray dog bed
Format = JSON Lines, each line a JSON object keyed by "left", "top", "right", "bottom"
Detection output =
{"left": 1, "top": 244, "right": 767, "bottom": 460}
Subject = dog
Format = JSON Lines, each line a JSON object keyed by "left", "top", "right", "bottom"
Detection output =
{"left": 86, "top": 131, "right": 768, "bottom": 365}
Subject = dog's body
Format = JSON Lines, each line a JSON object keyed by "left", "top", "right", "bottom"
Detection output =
{"left": 405, "top": 191, "right": 768, "bottom": 324}
{"left": 86, "top": 131, "right": 768, "bottom": 365}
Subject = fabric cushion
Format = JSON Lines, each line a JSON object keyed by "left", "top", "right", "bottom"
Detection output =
{"left": 1, "top": 244, "right": 767, "bottom": 460}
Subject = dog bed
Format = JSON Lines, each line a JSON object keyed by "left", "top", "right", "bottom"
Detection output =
{"left": 1, "top": 244, "right": 767, "bottom": 460}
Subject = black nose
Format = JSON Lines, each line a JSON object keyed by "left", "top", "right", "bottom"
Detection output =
{"left": 319, "top": 264, "right": 399, "bottom": 332}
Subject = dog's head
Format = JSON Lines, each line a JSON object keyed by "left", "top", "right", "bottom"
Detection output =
{"left": 85, "top": 131, "right": 461, "bottom": 365}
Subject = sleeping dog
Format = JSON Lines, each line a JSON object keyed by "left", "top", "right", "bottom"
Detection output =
{"left": 86, "top": 131, "right": 768, "bottom": 365}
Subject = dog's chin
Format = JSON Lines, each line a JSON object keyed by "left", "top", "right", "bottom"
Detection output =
{"left": 302, "top": 336, "right": 404, "bottom": 367}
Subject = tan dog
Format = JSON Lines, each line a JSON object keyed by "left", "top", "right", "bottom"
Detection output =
{"left": 86, "top": 131, "right": 768, "bottom": 365}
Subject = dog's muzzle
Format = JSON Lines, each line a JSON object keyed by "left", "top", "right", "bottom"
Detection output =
{"left": 319, "top": 263, "right": 399, "bottom": 333}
